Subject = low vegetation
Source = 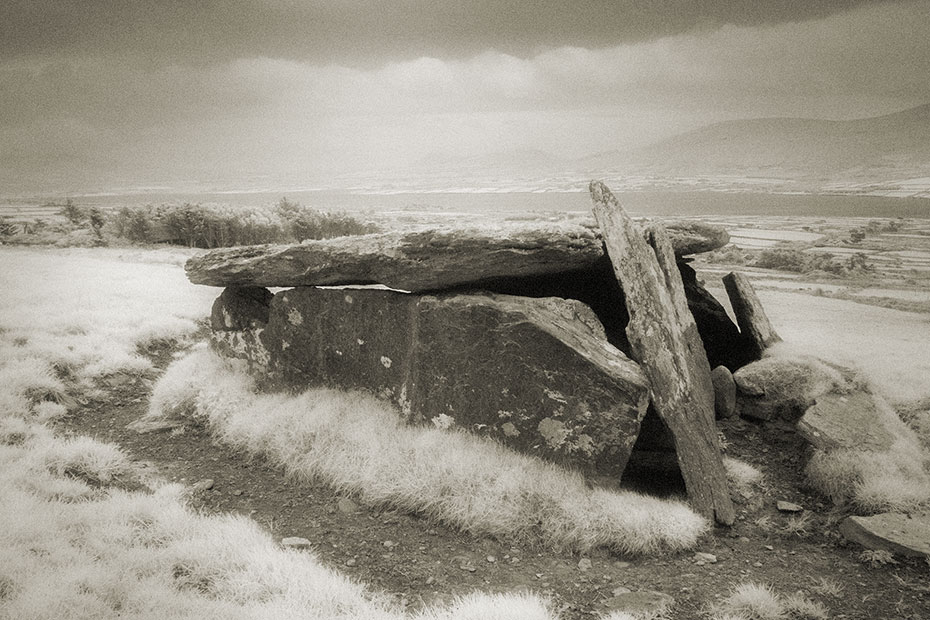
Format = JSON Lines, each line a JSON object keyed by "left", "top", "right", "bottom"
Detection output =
{"left": 705, "top": 245, "right": 874, "bottom": 277}
{"left": 0, "top": 197, "right": 379, "bottom": 248}
{"left": 708, "top": 582, "right": 827, "bottom": 620}
{"left": 0, "top": 247, "right": 584, "bottom": 620}
{"left": 143, "top": 347, "right": 708, "bottom": 555}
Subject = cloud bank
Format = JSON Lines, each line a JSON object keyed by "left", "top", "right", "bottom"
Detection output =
{"left": 1, "top": 1, "right": 927, "bottom": 192}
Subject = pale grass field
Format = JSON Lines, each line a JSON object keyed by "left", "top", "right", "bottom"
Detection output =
{"left": 0, "top": 246, "right": 704, "bottom": 619}
{"left": 1, "top": 243, "right": 925, "bottom": 619}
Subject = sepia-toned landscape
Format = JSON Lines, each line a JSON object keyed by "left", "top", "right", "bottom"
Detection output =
{"left": 3, "top": 2, "right": 930, "bottom": 619}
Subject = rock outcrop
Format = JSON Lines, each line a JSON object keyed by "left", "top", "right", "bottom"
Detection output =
{"left": 711, "top": 366, "right": 737, "bottom": 419}
{"left": 212, "top": 286, "right": 650, "bottom": 476}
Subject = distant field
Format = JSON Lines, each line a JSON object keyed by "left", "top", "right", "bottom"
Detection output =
{"left": 0, "top": 203, "right": 68, "bottom": 222}
{"left": 4, "top": 189, "right": 930, "bottom": 218}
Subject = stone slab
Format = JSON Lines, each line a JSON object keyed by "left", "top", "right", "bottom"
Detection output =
{"left": 840, "top": 513, "right": 930, "bottom": 558}
{"left": 211, "top": 286, "right": 651, "bottom": 476}
{"left": 186, "top": 220, "right": 730, "bottom": 290}
{"left": 723, "top": 271, "right": 781, "bottom": 360}
{"left": 797, "top": 391, "right": 896, "bottom": 452}
{"left": 591, "top": 180, "right": 735, "bottom": 525}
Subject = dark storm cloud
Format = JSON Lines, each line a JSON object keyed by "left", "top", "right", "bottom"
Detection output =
{"left": 1, "top": 0, "right": 885, "bottom": 65}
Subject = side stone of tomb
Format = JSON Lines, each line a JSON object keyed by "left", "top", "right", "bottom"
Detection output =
{"left": 210, "top": 285, "right": 651, "bottom": 476}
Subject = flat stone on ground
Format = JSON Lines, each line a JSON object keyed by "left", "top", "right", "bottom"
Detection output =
{"left": 797, "top": 391, "right": 895, "bottom": 452}
{"left": 604, "top": 590, "right": 675, "bottom": 616}
{"left": 776, "top": 501, "right": 803, "bottom": 513}
{"left": 840, "top": 513, "right": 930, "bottom": 558}
{"left": 281, "top": 537, "right": 312, "bottom": 550}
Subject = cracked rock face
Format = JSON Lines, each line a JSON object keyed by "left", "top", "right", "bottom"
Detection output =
{"left": 211, "top": 286, "right": 650, "bottom": 476}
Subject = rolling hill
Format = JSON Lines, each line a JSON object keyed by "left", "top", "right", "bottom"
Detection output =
{"left": 584, "top": 104, "right": 930, "bottom": 185}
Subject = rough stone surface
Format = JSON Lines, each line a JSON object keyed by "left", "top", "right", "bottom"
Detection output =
{"left": 281, "top": 537, "right": 312, "bottom": 549}
{"left": 186, "top": 220, "right": 731, "bottom": 290}
{"left": 190, "top": 478, "right": 215, "bottom": 493}
{"left": 711, "top": 365, "right": 737, "bottom": 419}
{"left": 723, "top": 272, "right": 781, "bottom": 359}
{"left": 679, "top": 263, "right": 750, "bottom": 370}
{"left": 840, "top": 513, "right": 930, "bottom": 558}
{"left": 187, "top": 224, "right": 605, "bottom": 291}
{"left": 213, "top": 286, "right": 650, "bottom": 476}
{"left": 591, "top": 180, "right": 735, "bottom": 525}
{"left": 734, "top": 355, "right": 847, "bottom": 422}
{"left": 604, "top": 591, "right": 675, "bottom": 616}
{"left": 661, "top": 219, "right": 730, "bottom": 256}
{"left": 797, "top": 391, "right": 896, "bottom": 452}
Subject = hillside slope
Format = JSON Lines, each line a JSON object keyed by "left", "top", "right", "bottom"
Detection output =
{"left": 585, "top": 104, "right": 930, "bottom": 183}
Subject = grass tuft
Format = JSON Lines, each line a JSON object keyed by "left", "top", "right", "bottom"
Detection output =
{"left": 723, "top": 457, "right": 764, "bottom": 497}
{"left": 144, "top": 348, "right": 709, "bottom": 554}
{"left": 709, "top": 582, "right": 830, "bottom": 620}
{"left": 782, "top": 593, "right": 828, "bottom": 619}
{"left": 710, "top": 582, "right": 785, "bottom": 619}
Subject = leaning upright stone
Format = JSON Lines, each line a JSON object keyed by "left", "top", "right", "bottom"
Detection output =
{"left": 722, "top": 272, "right": 781, "bottom": 360}
{"left": 590, "top": 180, "right": 735, "bottom": 525}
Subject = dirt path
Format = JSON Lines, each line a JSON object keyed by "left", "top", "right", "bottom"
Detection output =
{"left": 54, "top": 359, "right": 930, "bottom": 619}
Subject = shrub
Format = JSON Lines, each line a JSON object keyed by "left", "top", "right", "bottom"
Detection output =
{"left": 103, "top": 200, "right": 378, "bottom": 248}
{"left": 111, "top": 206, "right": 152, "bottom": 242}
{"left": 0, "top": 218, "right": 18, "bottom": 237}
{"left": 59, "top": 199, "right": 85, "bottom": 225}
{"left": 275, "top": 197, "right": 379, "bottom": 241}
{"left": 752, "top": 248, "right": 808, "bottom": 272}
{"left": 705, "top": 247, "right": 749, "bottom": 265}
{"left": 845, "top": 252, "right": 873, "bottom": 273}
{"left": 751, "top": 247, "right": 867, "bottom": 276}
{"left": 848, "top": 228, "right": 866, "bottom": 243}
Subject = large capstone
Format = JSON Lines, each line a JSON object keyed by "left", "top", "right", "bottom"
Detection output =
{"left": 211, "top": 286, "right": 651, "bottom": 476}
{"left": 186, "top": 221, "right": 729, "bottom": 291}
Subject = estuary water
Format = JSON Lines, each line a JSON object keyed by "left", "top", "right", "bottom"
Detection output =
{"left": 70, "top": 190, "right": 930, "bottom": 219}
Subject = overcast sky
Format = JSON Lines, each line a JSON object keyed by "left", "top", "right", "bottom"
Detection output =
{"left": 2, "top": 0, "right": 929, "bottom": 192}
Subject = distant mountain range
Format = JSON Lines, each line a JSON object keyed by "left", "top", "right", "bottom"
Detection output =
{"left": 584, "top": 103, "right": 930, "bottom": 182}
{"left": 401, "top": 104, "right": 930, "bottom": 196}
